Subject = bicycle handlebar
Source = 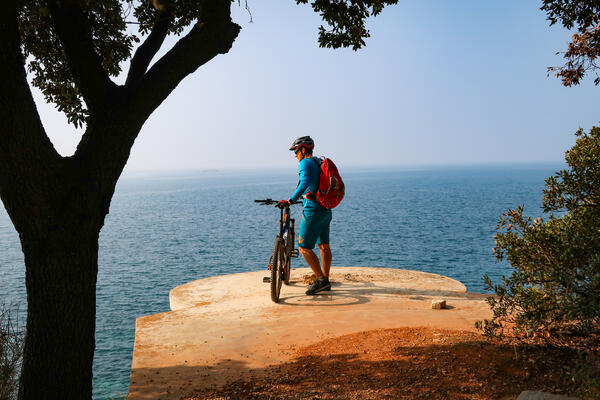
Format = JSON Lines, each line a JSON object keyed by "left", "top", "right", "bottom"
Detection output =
{"left": 254, "top": 198, "right": 274, "bottom": 204}
{"left": 254, "top": 199, "right": 299, "bottom": 206}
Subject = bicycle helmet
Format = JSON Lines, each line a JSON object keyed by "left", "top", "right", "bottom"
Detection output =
{"left": 289, "top": 136, "right": 314, "bottom": 152}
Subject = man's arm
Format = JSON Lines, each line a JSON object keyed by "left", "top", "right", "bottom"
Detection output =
{"left": 290, "top": 160, "right": 310, "bottom": 202}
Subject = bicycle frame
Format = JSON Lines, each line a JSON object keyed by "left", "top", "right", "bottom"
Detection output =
{"left": 254, "top": 199, "right": 299, "bottom": 261}
{"left": 280, "top": 206, "right": 296, "bottom": 263}
{"left": 279, "top": 206, "right": 293, "bottom": 239}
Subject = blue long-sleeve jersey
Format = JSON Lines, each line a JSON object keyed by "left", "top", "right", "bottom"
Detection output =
{"left": 290, "top": 157, "right": 324, "bottom": 210}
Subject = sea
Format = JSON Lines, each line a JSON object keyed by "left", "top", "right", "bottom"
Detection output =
{"left": 0, "top": 164, "right": 560, "bottom": 399}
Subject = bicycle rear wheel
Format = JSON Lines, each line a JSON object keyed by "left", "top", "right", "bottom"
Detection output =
{"left": 270, "top": 237, "right": 285, "bottom": 303}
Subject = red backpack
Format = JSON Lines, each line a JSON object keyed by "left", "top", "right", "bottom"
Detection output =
{"left": 313, "top": 157, "right": 345, "bottom": 209}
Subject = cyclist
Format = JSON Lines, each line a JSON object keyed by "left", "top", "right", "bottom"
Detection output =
{"left": 280, "top": 136, "right": 332, "bottom": 295}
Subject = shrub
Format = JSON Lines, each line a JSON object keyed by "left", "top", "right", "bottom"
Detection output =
{"left": 0, "top": 305, "right": 23, "bottom": 400}
{"left": 477, "top": 127, "right": 600, "bottom": 341}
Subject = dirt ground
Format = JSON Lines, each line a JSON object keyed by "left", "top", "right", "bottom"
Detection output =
{"left": 186, "top": 327, "right": 592, "bottom": 400}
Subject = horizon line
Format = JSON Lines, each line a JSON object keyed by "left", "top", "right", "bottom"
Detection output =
{"left": 122, "top": 160, "right": 567, "bottom": 175}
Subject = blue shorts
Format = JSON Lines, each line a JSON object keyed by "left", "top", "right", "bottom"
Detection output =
{"left": 298, "top": 208, "right": 332, "bottom": 249}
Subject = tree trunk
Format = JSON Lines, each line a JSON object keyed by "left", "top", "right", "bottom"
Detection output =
{"left": 18, "top": 223, "right": 100, "bottom": 399}
{"left": 4, "top": 109, "right": 140, "bottom": 400}
{"left": 0, "top": 1, "right": 240, "bottom": 397}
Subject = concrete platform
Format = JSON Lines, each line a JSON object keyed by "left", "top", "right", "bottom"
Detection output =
{"left": 128, "top": 267, "right": 491, "bottom": 399}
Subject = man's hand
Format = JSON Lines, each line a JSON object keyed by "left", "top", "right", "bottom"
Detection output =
{"left": 277, "top": 200, "right": 291, "bottom": 208}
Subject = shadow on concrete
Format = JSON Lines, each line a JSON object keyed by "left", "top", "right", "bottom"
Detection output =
{"left": 277, "top": 281, "right": 485, "bottom": 307}
{"left": 129, "top": 328, "right": 580, "bottom": 400}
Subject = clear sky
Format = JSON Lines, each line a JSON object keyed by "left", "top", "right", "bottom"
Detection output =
{"left": 32, "top": 0, "right": 599, "bottom": 171}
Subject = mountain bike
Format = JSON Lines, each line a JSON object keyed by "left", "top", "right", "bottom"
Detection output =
{"left": 254, "top": 199, "right": 299, "bottom": 302}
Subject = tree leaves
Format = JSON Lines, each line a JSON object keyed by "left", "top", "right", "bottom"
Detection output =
{"left": 297, "top": 0, "right": 398, "bottom": 50}
{"left": 18, "top": 1, "right": 137, "bottom": 127}
{"left": 480, "top": 127, "right": 600, "bottom": 342}
{"left": 16, "top": 1, "right": 396, "bottom": 127}
{"left": 542, "top": 1, "right": 600, "bottom": 86}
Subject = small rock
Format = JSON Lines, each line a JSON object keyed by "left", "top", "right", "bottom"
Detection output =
{"left": 516, "top": 391, "right": 579, "bottom": 400}
{"left": 431, "top": 299, "right": 446, "bottom": 309}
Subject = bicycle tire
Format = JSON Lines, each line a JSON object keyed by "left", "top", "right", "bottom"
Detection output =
{"left": 270, "top": 237, "right": 284, "bottom": 302}
{"left": 283, "top": 228, "right": 294, "bottom": 285}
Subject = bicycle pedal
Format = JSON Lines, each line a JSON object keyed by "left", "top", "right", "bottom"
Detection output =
{"left": 263, "top": 277, "right": 270, "bottom": 283}
{"left": 291, "top": 249, "right": 300, "bottom": 258}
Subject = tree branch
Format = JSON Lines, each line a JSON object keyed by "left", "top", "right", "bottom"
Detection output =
{"left": 125, "top": 12, "right": 172, "bottom": 86}
{"left": 132, "top": 0, "right": 241, "bottom": 120}
{"left": 70, "top": 0, "right": 240, "bottom": 194}
{"left": 46, "top": 0, "right": 115, "bottom": 112}
{"left": 0, "top": 0, "right": 61, "bottom": 235}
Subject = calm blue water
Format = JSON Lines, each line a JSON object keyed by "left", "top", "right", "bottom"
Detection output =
{"left": 0, "top": 165, "right": 558, "bottom": 399}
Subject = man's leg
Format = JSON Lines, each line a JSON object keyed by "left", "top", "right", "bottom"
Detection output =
{"left": 299, "top": 209, "right": 331, "bottom": 294}
{"left": 316, "top": 210, "right": 332, "bottom": 278}
{"left": 300, "top": 246, "right": 330, "bottom": 294}
{"left": 298, "top": 209, "right": 323, "bottom": 278}
{"left": 299, "top": 247, "right": 324, "bottom": 278}
{"left": 318, "top": 244, "right": 331, "bottom": 278}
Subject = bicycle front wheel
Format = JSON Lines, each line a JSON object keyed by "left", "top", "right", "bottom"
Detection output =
{"left": 270, "top": 237, "right": 285, "bottom": 303}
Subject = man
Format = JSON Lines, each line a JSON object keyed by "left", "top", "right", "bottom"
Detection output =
{"left": 281, "top": 136, "right": 333, "bottom": 295}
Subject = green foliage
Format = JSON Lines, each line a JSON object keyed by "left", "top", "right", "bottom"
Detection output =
{"left": 18, "top": 1, "right": 138, "bottom": 127}
{"left": 541, "top": 0, "right": 600, "bottom": 30}
{"left": 572, "top": 352, "right": 600, "bottom": 400}
{"left": 17, "top": 0, "right": 206, "bottom": 127}
{"left": 16, "top": 0, "right": 396, "bottom": 128}
{"left": 478, "top": 127, "right": 600, "bottom": 340}
{"left": 0, "top": 305, "right": 23, "bottom": 400}
{"left": 296, "top": 0, "right": 398, "bottom": 50}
